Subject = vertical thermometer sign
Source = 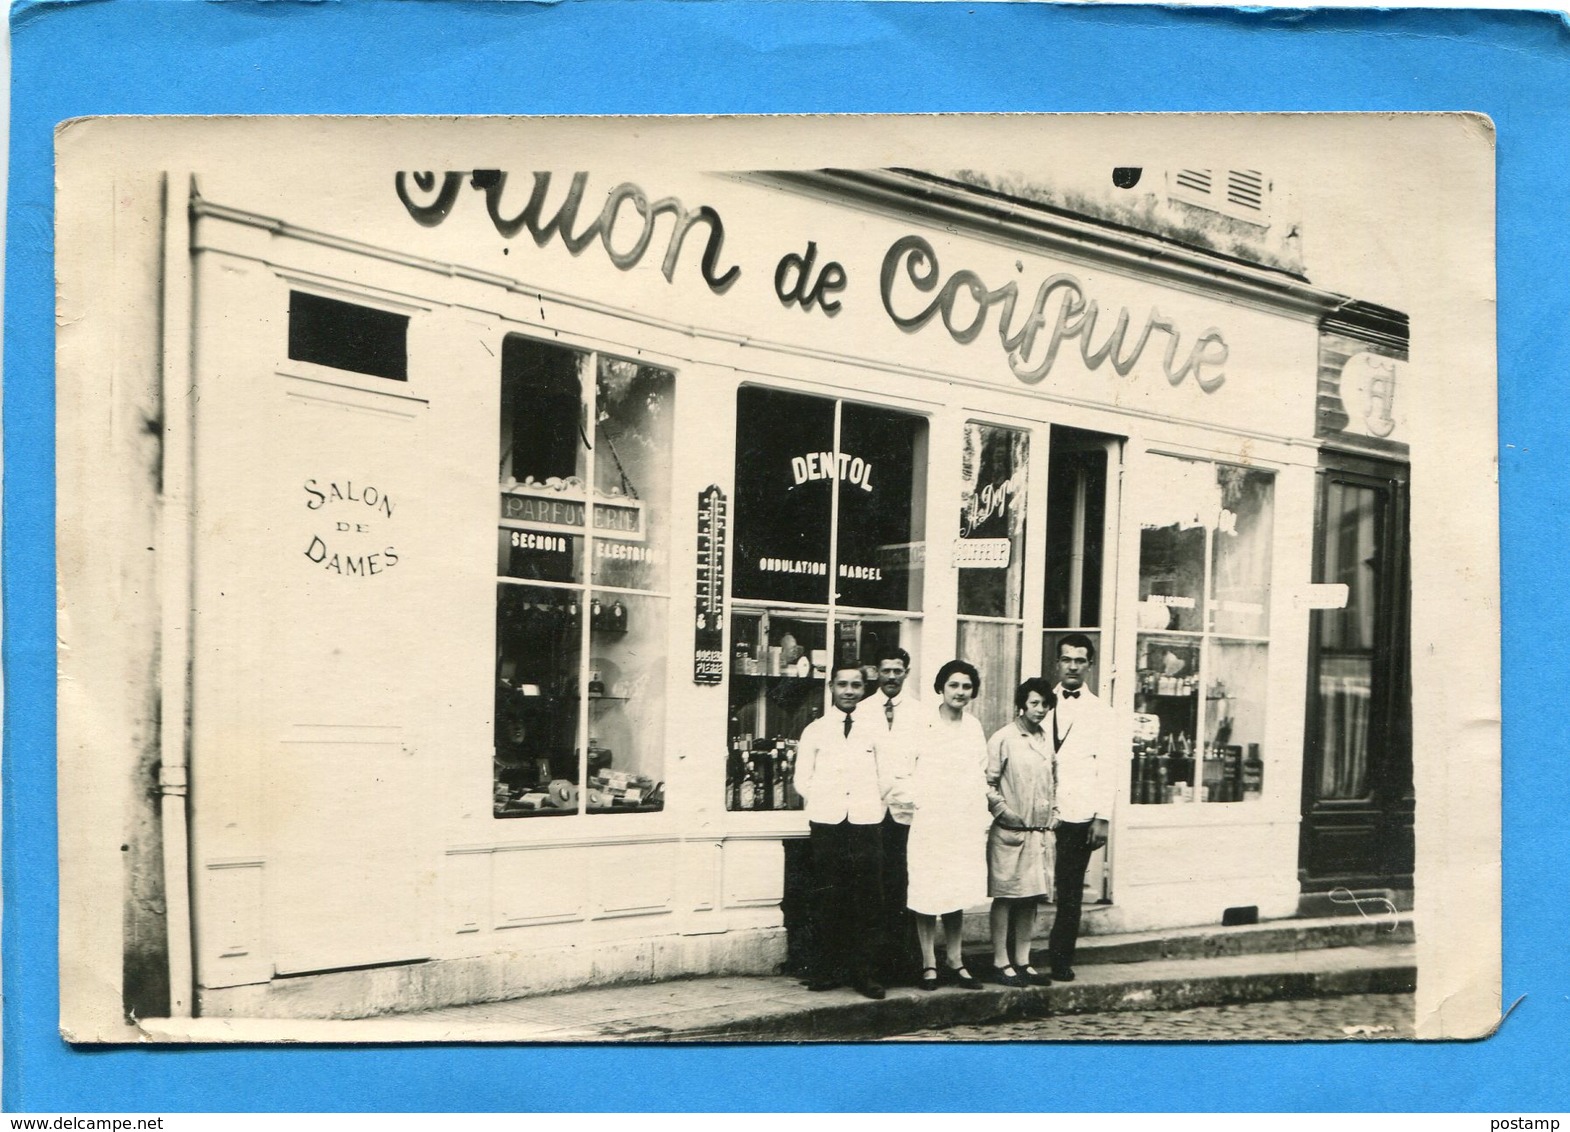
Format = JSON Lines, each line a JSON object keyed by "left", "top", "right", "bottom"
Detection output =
{"left": 694, "top": 485, "right": 727, "bottom": 684}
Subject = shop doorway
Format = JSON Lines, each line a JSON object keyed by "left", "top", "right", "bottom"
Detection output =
{"left": 1042, "top": 426, "right": 1122, "bottom": 904}
{"left": 1298, "top": 458, "right": 1413, "bottom": 907}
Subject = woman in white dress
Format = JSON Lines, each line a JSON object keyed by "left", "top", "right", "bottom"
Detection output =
{"left": 906, "top": 659, "right": 992, "bottom": 990}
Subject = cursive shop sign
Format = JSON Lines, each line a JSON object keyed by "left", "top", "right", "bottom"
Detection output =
{"left": 397, "top": 170, "right": 1234, "bottom": 395}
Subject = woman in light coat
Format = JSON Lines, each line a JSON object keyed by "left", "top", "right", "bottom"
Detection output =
{"left": 905, "top": 659, "right": 992, "bottom": 990}
{"left": 985, "top": 677, "right": 1057, "bottom": 987}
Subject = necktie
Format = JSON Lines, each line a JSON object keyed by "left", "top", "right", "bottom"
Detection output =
{"left": 843, "top": 713, "right": 854, "bottom": 737}
{"left": 884, "top": 699, "right": 896, "bottom": 729}
{"left": 1061, "top": 690, "right": 1080, "bottom": 699}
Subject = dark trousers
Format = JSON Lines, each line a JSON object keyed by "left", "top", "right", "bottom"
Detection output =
{"left": 807, "top": 819, "right": 884, "bottom": 984}
{"left": 878, "top": 813, "right": 918, "bottom": 982}
{"left": 1049, "top": 821, "right": 1096, "bottom": 970}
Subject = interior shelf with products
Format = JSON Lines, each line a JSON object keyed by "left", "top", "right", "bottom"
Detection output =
{"left": 724, "top": 610, "right": 826, "bottom": 812}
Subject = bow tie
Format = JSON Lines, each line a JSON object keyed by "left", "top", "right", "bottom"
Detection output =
{"left": 1061, "top": 690, "right": 1081, "bottom": 699}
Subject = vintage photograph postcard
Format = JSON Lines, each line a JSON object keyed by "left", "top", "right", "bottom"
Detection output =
{"left": 55, "top": 114, "right": 1498, "bottom": 1044}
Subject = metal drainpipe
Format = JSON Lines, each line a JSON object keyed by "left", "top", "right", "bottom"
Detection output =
{"left": 156, "top": 172, "right": 198, "bottom": 1017}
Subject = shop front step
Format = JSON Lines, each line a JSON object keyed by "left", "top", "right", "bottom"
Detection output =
{"left": 1056, "top": 913, "right": 1414, "bottom": 968}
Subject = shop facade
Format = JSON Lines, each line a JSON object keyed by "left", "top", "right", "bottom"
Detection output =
{"left": 82, "top": 161, "right": 1412, "bottom": 1021}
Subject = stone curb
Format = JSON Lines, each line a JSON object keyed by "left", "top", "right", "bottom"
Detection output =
{"left": 658, "top": 959, "right": 1417, "bottom": 1042}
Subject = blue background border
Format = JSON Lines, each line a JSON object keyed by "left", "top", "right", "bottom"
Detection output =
{"left": 5, "top": 1, "right": 1562, "bottom": 1112}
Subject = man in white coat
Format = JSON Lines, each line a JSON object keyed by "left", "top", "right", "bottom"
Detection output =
{"left": 793, "top": 664, "right": 889, "bottom": 999}
{"left": 871, "top": 647, "right": 921, "bottom": 984}
{"left": 1047, "top": 633, "right": 1117, "bottom": 982}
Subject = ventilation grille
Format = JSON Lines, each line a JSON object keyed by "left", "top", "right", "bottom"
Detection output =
{"left": 1226, "top": 170, "right": 1265, "bottom": 212}
{"left": 1169, "top": 168, "right": 1270, "bottom": 224}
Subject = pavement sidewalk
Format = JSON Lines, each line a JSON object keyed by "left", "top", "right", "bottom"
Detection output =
{"left": 141, "top": 915, "right": 1415, "bottom": 1043}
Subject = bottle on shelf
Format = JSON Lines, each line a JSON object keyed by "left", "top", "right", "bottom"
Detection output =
{"left": 738, "top": 754, "right": 756, "bottom": 810}
{"left": 1242, "top": 744, "right": 1264, "bottom": 800}
{"left": 726, "top": 739, "right": 742, "bottom": 811}
{"left": 588, "top": 668, "right": 605, "bottom": 698}
{"left": 771, "top": 741, "right": 787, "bottom": 810}
{"left": 1154, "top": 738, "right": 1171, "bottom": 805}
{"left": 609, "top": 600, "right": 627, "bottom": 631}
{"left": 590, "top": 597, "right": 604, "bottom": 629}
{"left": 783, "top": 740, "right": 801, "bottom": 809}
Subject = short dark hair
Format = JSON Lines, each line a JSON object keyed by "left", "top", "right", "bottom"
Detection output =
{"left": 1056, "top": 633, "right": 1097, "bottom": 664}
{"left": 874, "top": 646, "right": 911, "bottom": 670}
{"left": 933, "top": 659, "right": 982, "bottom": 697}
{"left": 1014, "top": 677, "right": 1056, "bottom": 713}
{"left": 830, "top": 663, "right": 867, "bottom": 683}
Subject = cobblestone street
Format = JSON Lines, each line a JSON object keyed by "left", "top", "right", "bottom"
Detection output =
{"left": 890, "top": 992, "right": 1415, "bottom": 1041}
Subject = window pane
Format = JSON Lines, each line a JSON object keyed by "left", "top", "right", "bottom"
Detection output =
{"left": 726, "top": 610, "right": 828, "bottom": 811}
{"left": 1319, "top": 481, "right": 1382, "bottom": 651}
{"left": 288, "top": 290, "right": 409, "bottom": 381}
{"left": 1136, "top": 455, "right": 1211, "bottom": 632}
{"left": 586, "top": 592, "right": 668, "bottom": 813}
{"left": 1310, "top": 480, "right": 1385, "bottom": 802}
{"left": 1203, "top": 640, "right": 1268, "bottom": 803}
{"left": 495, "top": 583, "right": 583, "bottom": 818}
{"left": 1130, "top": 632, "right": 1200, "bottom": 804}
{"left": 836, "top": 403, "right": 927, "bottom": 611}
{"left": 1044, "top": 431, "right": 1108, "bottom": 628}
{"left": 732, "top": 388, "right": 834, "bottom": 605}
{"left": 1210, "top": 466, "right": 1275, "bottom": 637}
{"left": 499, "top": 337, "right": 588, "bottom": 584}
{"left": 958, "top": 423, "right": 1028, "bottom": 619}
{"left": 592, "top": 357, "right": 674, "bottom": 593}
{"left": 500, "top": 336, "right": 587, "bottom": 487}
{"left": 959, "top": 619, "right": 1021, "bottom": 738}
{"left": 1314, "top": 655, "right": 1373, "bottom": 800}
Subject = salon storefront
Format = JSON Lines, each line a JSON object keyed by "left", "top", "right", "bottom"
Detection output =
{"left": 104, "top": 162, "right": 1406, "bottom": 1019}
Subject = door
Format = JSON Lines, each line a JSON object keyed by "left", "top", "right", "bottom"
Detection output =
{"left": 1299, "top": 461, "right": 1413, "bottom": 893}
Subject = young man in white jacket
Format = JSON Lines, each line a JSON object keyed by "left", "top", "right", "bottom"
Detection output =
{"left": 1047, "top": 633, "right": 1117, "bottom": 982}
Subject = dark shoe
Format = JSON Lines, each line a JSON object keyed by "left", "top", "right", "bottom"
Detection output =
{"left": 856, "top": 979, "right": 886, "bottom": 1000}
{"left": 918, "top": 966, "right": 940, "bottom": 992}
{"left": 805, "top": 976, "right": 842, "bottom": 992}
{"left": 1050, "top": 965, "right": 1076, "bottom": 982}
{"left": 1021, "top": 965, "right": 1053, "bottom": 986}
{"left": 994, "top": 964, "right": 1029, "bottom": 988}
{"left": 946, "top": 964, "right": 982, "bottom": 990}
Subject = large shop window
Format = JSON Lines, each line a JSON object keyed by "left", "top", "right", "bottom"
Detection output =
{"left": 494, "top": 336, "right": 674, "bottom": 818}
{"left": 1042, "top": 427, "right": 1116, "bottom": 697}
{"left": 1131, "top": 456, "right": 1274, "bottom": 806}
{"left": 726, "top": 387, "right": 927, "bottom": 812}
{"left": 957, "top": 422, "right": 1030, "bottom": 737}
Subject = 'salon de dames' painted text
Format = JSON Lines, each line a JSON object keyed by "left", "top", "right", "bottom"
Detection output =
{"left": 303, "top": 479, "right": 399, "bottom": 577}
{"left": 396, "top": 172, "right": 1228, "bottom": 392}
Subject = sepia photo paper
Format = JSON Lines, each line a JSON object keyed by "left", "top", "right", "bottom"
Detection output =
{"left": 54, "top": 113, "right": 1499, "bottom": 1044}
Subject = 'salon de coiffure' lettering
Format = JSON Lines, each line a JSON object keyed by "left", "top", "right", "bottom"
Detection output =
{"left": 397, "top": 173, "right": 1227, "bottom": 392}
{"left": 880, "top": 234, "right": 1229, "bottom": 392}
{"left": 396, "top": 170, "right": 740, "bottom": 294}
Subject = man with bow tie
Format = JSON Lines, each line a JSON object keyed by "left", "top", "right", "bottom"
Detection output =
{"left": 1046, "top": 633, "right": 1117, "bottom": 982}
{"left": 792, "top": 664, "right": 891, "bottom": 999}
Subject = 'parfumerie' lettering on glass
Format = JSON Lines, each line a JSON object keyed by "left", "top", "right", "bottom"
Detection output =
{"left": 396, "top": 170, "right": 741, "bottom": 294}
